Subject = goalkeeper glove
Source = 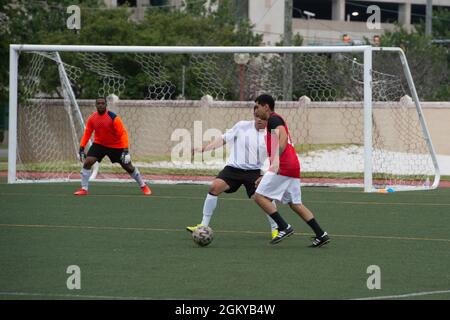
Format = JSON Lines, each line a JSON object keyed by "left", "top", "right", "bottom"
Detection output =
{"left": 79, "top": 147, "right": 86, "bottom": 162}
{"left": 121, "top": 149, "right": 131, "bottom": 164}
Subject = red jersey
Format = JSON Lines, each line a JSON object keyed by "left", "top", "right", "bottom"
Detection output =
{"left": 79, "top": 109, "right": 129, "bottom": 149}
{"left": 266, "top": 112, "right": 300, "bottom": 178}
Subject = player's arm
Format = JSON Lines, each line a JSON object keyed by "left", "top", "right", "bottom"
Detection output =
{"left": 276, "top": 125, "right": 288, "bottom": 155}
{"left": 267, "top": 116, "right": 287, "bottom": 173}
{"left": 113, "top": 116, "right": 129, "bottom": 149}
{"left": 192, "top": 121, "right": 240, "bottom": 154}
{"left": 113, "top": 116, "right": 131, "bottom": 164}
{"left": 79, "top": 118, "right": 94, "bottom": 149}
{"left": 78, "top": 118, "right": 94, "bottom": 162}
{"left": 270, "top": 124, "right": 289, "bottom": 173}
{"left": 198, "top": 137, "right": 226, "bottom": 153}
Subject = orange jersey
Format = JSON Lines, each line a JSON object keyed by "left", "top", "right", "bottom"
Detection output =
{"left": 80, "top": 110, "right": 129, "bottom": 149}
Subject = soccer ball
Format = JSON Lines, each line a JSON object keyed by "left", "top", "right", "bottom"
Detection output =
{"left": 192, "top": 226, "right": 214, "bottom": 247}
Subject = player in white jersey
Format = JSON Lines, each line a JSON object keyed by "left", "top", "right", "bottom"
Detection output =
{"left": 186, "top": 107, "right": 279, "bottom": 237}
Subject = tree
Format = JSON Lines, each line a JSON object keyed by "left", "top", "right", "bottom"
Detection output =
{"left": 1, "top": 0, "right": 262, "bottom": 101}
{"left": 10, "top": 0, "right": 262, "bottom": 100}
{"left": 415, "top": 8, "right": 450, "bottom": 39}
{"left": 380, "top": 26, "right": 449, "bottom": 101}
{"left": 0, "top": 0, "right": 99, "bottom": 101}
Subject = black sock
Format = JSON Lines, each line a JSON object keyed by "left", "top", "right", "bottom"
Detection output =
{"left": 307, "top": 218, "right": 324, "bottom": 237}
{"left": 269, "top": 212, "right": 288, "bottom": 231}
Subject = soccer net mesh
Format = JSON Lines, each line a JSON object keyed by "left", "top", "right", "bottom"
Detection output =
{"left": 13, "top": 47, "right": 438, "bottom": 191}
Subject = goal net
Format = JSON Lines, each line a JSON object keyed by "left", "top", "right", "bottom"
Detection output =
{"left": 8, "top": 45, "right": 440, "bottom": 192}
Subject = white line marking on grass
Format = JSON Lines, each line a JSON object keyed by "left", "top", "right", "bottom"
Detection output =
{"left": 329, "top": 233, "right": 450, "bottom": 242}
{"left": 0, "top": 291, "right": 181, "bottom": 300}
{"left": 2, "top": 192, "right": 450, "bottom": 207}
{"left": 0, "top": 223, "right": 449, "bottom": 242}
{"left": 353, "top": 289, "right": 450, "bottom": 300}
{"left": 0, "top": 223, "right": 182, "bottom": 233}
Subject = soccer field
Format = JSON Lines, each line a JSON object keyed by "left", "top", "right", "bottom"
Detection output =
{"left": 0, "top": 181, "right": 449, "bottom": 300}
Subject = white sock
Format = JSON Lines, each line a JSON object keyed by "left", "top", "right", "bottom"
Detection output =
{"left": 131, "top": 168, "right": 145, "bottom": 187}
{"left": 201, "top": 193, "right": 218, "bottom": 227}
{"left": 80, "top": 168, "right": 91, "bottom": 191}
{"left": 267, "top": 200, "right": 278, "bottom": 230}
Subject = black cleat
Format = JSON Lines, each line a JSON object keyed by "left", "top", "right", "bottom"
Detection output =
{"left": 270, "top": 225, "right": 294, "bottom": 244}
{"left": 309, "top": 232, "right": 330, "bottom": 248}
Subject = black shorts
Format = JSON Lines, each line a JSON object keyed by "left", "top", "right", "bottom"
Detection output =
{"left": 216, "top": 166, "right": 262, "bottom": 198}
{"left": 87, "top": 143, "right": 124, "bottom": 163}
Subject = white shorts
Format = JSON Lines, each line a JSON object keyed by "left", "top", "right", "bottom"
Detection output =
{"left": 255, "top": 172, "right": 302, "bottom": 204}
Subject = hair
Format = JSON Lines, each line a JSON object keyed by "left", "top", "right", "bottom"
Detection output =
{"left": 254, "top": 94, "right": 275, "bottom": 111}
{"left": 95, "top": 97, "right": 106, "bottom": 105}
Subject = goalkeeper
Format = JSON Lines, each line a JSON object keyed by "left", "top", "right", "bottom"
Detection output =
{"left": 74, "top": 97, "right": 152, "bottom": 196}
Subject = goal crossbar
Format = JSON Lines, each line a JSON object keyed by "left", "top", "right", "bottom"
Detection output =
{"left": 11, "top": 44, "right": 373, "bottom": 54}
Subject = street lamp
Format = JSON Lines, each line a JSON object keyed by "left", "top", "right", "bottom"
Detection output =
{"left": 303, "top": 10, "right": 315, "bottom": 19}
{"left": 234, "top": 53, "right": 250, "bottom": 101}
{"left": 293, "top": 8, "right": 316, "bottom": 44}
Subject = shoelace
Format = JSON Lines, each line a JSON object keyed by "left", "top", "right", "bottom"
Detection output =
{"left": 277, "top": 231, "right": 287, "bottom": 237}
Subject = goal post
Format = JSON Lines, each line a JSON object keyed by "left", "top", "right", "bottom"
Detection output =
{"left": 8, "top": 45, "right": 18, "bottom": 185}
{"left": 363, "top": 46, "right": 373, "bottom": 192}
{"left": 8, "top": 44, "right": 440, "bottom": 192}
{"left": 375, "top": 46, "right": 441, "bottom": 190}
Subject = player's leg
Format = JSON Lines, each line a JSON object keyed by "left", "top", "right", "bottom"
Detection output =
{"left": 282, "top": 179, "right": 330, "bottom": 248}
{"left": 245, "top": 173, "right": 278, "bottom": 239}
{"left": 267, "top": 202, "right": 279, "bottom": 238}
{"left": 74, "top": 143, "right": 103, "bottom": 195}
{"left": 120, "top": 162, "right": 151, "bottom": 195}
{"left": 74, "top": 157, "right": 97, "bottom": 195}
{"left": 186, "top": 178, "right": 231, "bottom": 232}
{"left": 254, "top": 173, "right": 294, "bottom": 244}
{"left": 289, "top": 203, "right": 330, "bottom": 247}
{"left": 250, "top": 194, "right": 278, "bottom": 239}
{"left": 202, "top": 178, "right": 230, "bottom": 226}
{"left": 110, "top": 148, "right": 151, "bottom": 195}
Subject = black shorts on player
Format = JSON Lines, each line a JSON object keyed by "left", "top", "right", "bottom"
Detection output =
{"left": 216, "top": 165, "right": 261, "bottom": 198}
{"left": 87, "top": 143, "right": 124, "bottom": 163}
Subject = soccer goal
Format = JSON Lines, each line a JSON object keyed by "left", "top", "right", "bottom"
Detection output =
{"left": 8, "top": 45, "right": 440, "bottom": 192}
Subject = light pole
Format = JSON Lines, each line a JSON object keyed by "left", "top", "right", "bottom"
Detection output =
{"left": 303, "top": 10, "right": 315, "bottom": 45}
{"left": 426, "top": 0, "right": 433, "bottom": 36}
{"left": 234, "top": 53, "right": 250, "bottom": 101}
{"left": 283, "top": 0, "right": 293, "bottom": 101}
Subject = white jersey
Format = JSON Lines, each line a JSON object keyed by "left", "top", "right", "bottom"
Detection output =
{"left": 222, "top": 120, "right": 267, "bottom": 170}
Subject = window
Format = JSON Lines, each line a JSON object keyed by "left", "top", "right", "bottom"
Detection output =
{"left": 118, "top": 0, "right": 137, "bottom": 7}
{"left": 345, "top": 1, "right": 399, "bottom": 23}
{"left": 293, "top": 0, "right": 332, "bottom": 20}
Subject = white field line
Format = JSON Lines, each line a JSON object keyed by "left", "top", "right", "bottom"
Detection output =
{"left": 0, "top": 223, "right": 449, "bottom": 243}
{"left": 0, "top": 291, "right": 181, "bottom": 300}
{"left": 353, "top": 289, "right": 450, "bottom": 300}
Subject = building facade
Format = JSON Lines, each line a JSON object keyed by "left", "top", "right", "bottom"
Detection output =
{"left": 251, "top": 0, "right": 450, "bottom": 45}
{"left": 103, "top": 0, "right": 450, "bottom": 45}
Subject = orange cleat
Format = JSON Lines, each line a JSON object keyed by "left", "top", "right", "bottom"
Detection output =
{"left": 141, "top": 185, "right": 152, "bottom": 195}
{"left": 74, "top": 188, "right": 88, "bottom": 196}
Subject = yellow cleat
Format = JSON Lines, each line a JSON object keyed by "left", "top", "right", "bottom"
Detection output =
{"left": 186, "top": 224, "right": 203, "bottom": 233}
{"left": 271, "top": 229, "right": 279, "bottom": 240}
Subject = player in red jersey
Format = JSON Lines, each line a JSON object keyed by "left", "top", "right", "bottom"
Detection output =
{"left": 74, "top": 97, "right": 152, "bottom": 196}
{"left": 253, "top": 94, "right": 329, "bottom": 247}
